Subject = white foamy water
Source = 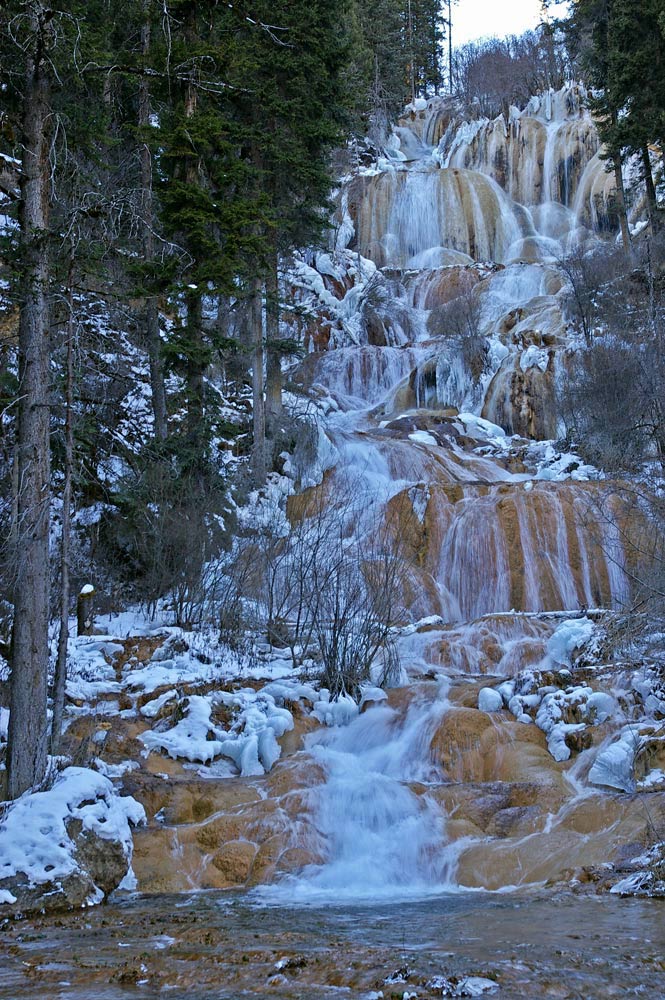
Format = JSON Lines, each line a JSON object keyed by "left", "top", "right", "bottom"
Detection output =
{"left": 264, "top": 686, "right": 460, "bottom": 902}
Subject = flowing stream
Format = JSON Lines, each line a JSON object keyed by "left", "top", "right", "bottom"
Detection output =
{"left": 270, "top": 85, "right": 645, "bottom": 902}
{"left": 268, "top": 685, "right": 457, "bottom": 901}
{"left": 2, "top": 889, "right": 664, "bottom": 998}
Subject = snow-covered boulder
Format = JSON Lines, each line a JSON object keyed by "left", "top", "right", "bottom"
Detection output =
{"left": 0, "top": 766, "right": 145, "bottom": 919}
{"left": 478, "top": 688, "right": 503, "bottom": 713}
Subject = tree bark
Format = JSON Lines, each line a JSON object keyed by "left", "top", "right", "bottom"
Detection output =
{"left": 182, "top": 7, "right": 206, "bottom": 465}
{"left": 139, "top": 2, "right": 167, "bottom": 442}
{"left": 8, "top": 11, "right": 52, "bottom": 798}
{"left": 51, "top": 280, "right": 75, "bottom": 754}
{"left": 185, "top": 287, "right": 205, "bottom": 454}
{"left": 265, "top": 246, "right": 282, "bottom": 442}
{"left": 641, "top": 144, "right": 659, "bottom": 234}
{"left": 250, "top": 278, "right": 266, "bottom": 487}
{"left": 611, "top": 142, "right": 631, "bottom": 254}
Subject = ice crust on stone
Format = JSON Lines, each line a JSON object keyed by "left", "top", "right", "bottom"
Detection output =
{"left": 140, "top": 687, "right": 295, "bottom": 775}
{"left": 588, "top": 727, "right": 640, "bottom": 792}
{"left": 478, "top": 688, "right": 503, "bottom": 713}
{"left": 0, "top": 767, "right": 145, "bottom": 897}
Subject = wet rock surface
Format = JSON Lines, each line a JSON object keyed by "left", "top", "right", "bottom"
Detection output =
{"left": 1, "top": 890, "right": 665, "bottom": 999}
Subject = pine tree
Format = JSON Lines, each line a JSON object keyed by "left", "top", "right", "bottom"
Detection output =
{"left": 565, "top": 0, "right": 631, "bottom": 250}
{"left": 2, "top": 1, "right": 53, "bottom": 797}
{"left": 605, "top": 0, "right": 665, "bottom": 232}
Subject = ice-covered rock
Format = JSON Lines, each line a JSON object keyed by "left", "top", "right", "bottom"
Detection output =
{"left": 589, "top": 727, "right": 639, "bottom": 792}
{"left": 478, "top": 688, "right": 503, "bottom": 713}
{"left": 0, "top": 767, "right": 145, "bottom": 918}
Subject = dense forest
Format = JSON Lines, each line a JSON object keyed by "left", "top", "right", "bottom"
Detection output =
{"left": 0, "top": 0, "right": 664, "bottom": 825}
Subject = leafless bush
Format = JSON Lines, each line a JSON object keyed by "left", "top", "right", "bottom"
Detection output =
{"left": 575, "top": 485, "right": 665, "bottom": 630}
{"left": 436, "top": 287, "right": 488, "bottom": 382}
{"left": 249, "top": 479, "right": 409, "bottom": 699}
{"left": 558, "top": 239, "right": 665, "bottom": 471}
{"left": 557, "top": 242, "right": 627, "bottom": 346}
{"left": 99, "top": 455, "right": 232, "bottom": 626}
{"left": 453, "top": 29, "right": 569, "bottom": 117}
{"left": 311, "top": 494, "right": 406, "bottom": 699}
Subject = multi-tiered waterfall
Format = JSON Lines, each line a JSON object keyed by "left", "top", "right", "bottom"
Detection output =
{"left": 124, "top": 87, "right": 661, "bottom": 903}
{"left": 258, "top": 85, "right": 656, "bottom": 898}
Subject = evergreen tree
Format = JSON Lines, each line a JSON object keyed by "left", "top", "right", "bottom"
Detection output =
{"left": 605, "top": 0, "right": 665, "bottom": 231}
{"left": 0, "top": 0, "right": 119, "bottom": 796}
{"left": 226, "top": 0, "right": 353, "bottom": 477}
{"left": 564, "top": 0, "right": 631, "bottom": 250}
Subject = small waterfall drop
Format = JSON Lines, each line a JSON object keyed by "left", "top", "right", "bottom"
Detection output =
{"left": 279, "top": 687, "right": 458, "bottom": 900}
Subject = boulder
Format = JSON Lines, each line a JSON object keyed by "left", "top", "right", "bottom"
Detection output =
{"left": 478, "top": 688, "right": 503, "bottom": 713}
{"left": 0, "top": 766, "right": 144, "bottom": 921}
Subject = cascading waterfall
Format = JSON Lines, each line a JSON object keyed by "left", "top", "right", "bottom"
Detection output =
{"left": 355, "top": 165, "right": 529, "bottom": 267}
{"left": 276, "top": 688, "right": 458, "bottom": 900}
{"left": 278, "top": 86, "right": 643, "bottom": 899}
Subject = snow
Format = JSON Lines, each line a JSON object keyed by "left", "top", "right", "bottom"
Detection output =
{"left": 313, "top": 692, "right": 359, "bottom": 727}
{"left": 65, "top": 636, "right": 124, "bottom": 704}
{"left": 140, "top": 689, "right": 178, "bottom": 719}
{"left": 94, "top": 759, "right": 140, "bottom": 778}
{"left": 409, "top": 430, "right": 438, "bottom": 447}
{"left": 545, "top": 617, "right": 594, "bottom": 667}
{"left": 0, "top": 706, "right": 8, "bottom": 742}
{"left": 638, "top": 768, "right": 665, "bottom": 789}
{"left": 124, "top": 654, "right": 220, "bottom": 695}
{"left": 588, "top": 727, "right": 639, "bottom": 792}
{"left": 478, "top": 688, "right": 503, "bottom": 713}
{"left": 520, "top": 346, "right": 549, "bottom": 373}
{"left": 0, "top": 767, "right": 145, "bottom": 896}
{"left": 80, "top": 583, "right": 95, "bottom": 596}
{"left": 140, "top": 687, "right": 295, "bottom": 776}
{"left": 428, "top": 976, "right": 498, "bottom": 997}
{"left": 140, "top": 695, "right": 226, "bottom": 765}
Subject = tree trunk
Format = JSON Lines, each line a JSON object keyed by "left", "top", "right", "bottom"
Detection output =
{"left": 182, "top": 11, "right": 206, "bottom": 465}
{"left": 641, "top": 144, "right": 659, "bottom": 234}
{"left": 611, "top": 144, "right": 631, "bottom": 254}
{"left": 250, "top": 278, "right": 266, "bottom": 487}
{"left": 77, "top": 585, "right": 95, "bottom": 636}
{"left": 447, "top": 0, "right": 453, "bottom": 95}
{"left": 139, "top": 3, "right": 167, "bottom": 442}
{"left": 407, "top": 0, "right": 416, "bottom": 105}
{"left": 51, "top": 280, "right": 74, "bottom": 754}
{"left": 185, "top": 287, "right": 205, "bottom": 455}
{"left": 8, "top": 16, "right": 52, "bottom": 798}
{"left": 265, "top": 247, "right": 282, "bottom": 442}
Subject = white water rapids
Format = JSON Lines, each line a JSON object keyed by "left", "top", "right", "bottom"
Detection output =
{"left": 280, "top": 686, "right": 458, "bottom": 901}
{"left": 266, "top": 86, "right": 643, "bottom": 901}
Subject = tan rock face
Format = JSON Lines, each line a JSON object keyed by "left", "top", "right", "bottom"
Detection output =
{"left": 211, "top": 841, "right": 257, "bottom": 883}
{"left": 430, "top": 708, "right": 566, "bottom": 789}
{"left": 482, "top": 357, "right": 556, "bottom": 440}
{"left": 454, "top": 790, "right": 665, "bottom": 890}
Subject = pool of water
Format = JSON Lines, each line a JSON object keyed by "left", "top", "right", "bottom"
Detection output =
{"left": 1, "top": 889, "right": 664, "bottom": 998}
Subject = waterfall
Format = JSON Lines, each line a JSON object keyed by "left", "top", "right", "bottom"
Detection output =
{"left": 267, "top": 86, "right": 645, "bottom": 900}
{"left": 355, "top": 165, "right": 528, "bottom": 267}
{"left": 273, "top": 688, "right": 458, "bottom": 900}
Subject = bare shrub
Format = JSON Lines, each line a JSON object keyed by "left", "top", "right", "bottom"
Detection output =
{"left": 453, "top": 29, "right": 569, "bottom": 117}
{"left": 558, "top": 239, "right": 665, "bottom": 471}
{"left": 434, "top": 286, "right": 488, "bottom": 383}
{"left": 249, "top": 478, "right": 409, "bottom": 699}
{"left": 557, "top": 242, "right": 627, "bottom": 346}
{"left": 311, "top": 494, "right": 406, "bottom": 699}
{"left": 99, "top": 448, "right": 233, "bottom": 625}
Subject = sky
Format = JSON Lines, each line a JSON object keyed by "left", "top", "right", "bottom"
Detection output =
{"left": 451, "top": 0, "right": 570, "bottom": 47}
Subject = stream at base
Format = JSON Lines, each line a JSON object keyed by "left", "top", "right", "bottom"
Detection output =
{"left": 2, "top": 890, "right": 664, "bottom": 998}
